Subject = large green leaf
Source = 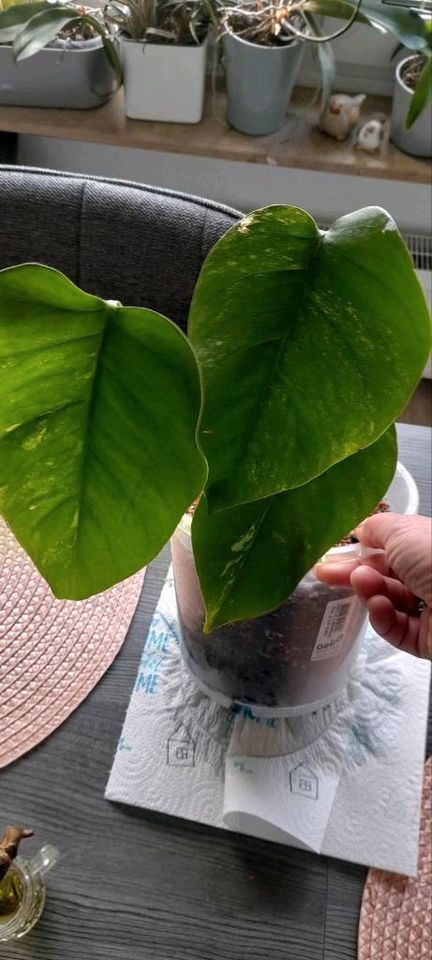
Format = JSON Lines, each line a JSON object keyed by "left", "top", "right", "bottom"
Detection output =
{"left": 192, "top": 427, "right": 397, "bottom": 631}
{"left": 317, "top": 39, "right": 335, "bottom": 108}
{"left": 304, "top": 0, "right": 370, "bottom": 26}
{"left": 12, "top": 6, "right": 81, "bottom": 60}
{"left": 304, "top": 0, "right": 428, "bottom": 51}
{"left": 406, "top": 56, "right": 432, "bottom": 129}
{"left": 0, "top": 1, "right": 51, "bottom": 43}
{"left": 101, "top": 33, "right": 123, "bottom": 86}
{"left": 358, "top": 0, "right": 428, "bottom": 50}
{"left": 303, "top": 11, "right": 336, "bottom": 108}
{"left": 189, "top": 205, "right": 430, "bottom": 513}
{"left": 0, "top": 264, "right": 206, "bottom": 599}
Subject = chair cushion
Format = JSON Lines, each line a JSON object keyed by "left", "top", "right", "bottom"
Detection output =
{"left": 0, "top": 165, "right": 241, "bottom": 331}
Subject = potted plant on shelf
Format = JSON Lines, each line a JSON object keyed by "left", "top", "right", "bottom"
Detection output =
{"left": 213, "top": 0, "right": 429, "bottom": 136}
{"left": 390, "top": 20, "right": 432, "bottom": 158}
{"left": 0, "top": 0, "right": 122, "bottom": 109}
{"left": 104, "top": 0, "right": 215, "bottom": 121}
{"left": 0, "top": 205, "right": 430, "bottom": 715}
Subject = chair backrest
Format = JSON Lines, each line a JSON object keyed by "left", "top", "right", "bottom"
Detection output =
{"left": 0, "top": 166, "right": 241, "bottom": 332}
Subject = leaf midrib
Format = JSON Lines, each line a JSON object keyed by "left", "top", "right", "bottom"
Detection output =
{"left": 70, "top": 310, "right": 109, "bottom": 583}
{"left": 204, "top": 230, "right": 322, "bottom": 505}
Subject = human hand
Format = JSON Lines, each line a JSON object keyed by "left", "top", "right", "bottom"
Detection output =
{"left": 315, "top": 513, "right": 432, "bottom": 660}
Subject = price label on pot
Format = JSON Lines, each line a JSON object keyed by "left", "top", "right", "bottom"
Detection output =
{"left": 311, "top": 598, "right": 353, "bottom": 661}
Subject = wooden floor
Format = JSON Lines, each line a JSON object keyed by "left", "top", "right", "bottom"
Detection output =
{"left": 399, "top": 378, "right": 432, "bottom": 427}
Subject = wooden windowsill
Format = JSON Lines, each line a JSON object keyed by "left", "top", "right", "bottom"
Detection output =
{"left": 0, "top": 86, "right": 430, "bottom": 184}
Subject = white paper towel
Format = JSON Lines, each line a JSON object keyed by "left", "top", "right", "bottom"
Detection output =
{"left": 106, "top": 568, "right": 430, "bottom": 876}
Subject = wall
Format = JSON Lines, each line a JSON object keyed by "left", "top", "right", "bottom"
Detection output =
{"left": 298, "top": 21, "right": 397, "bottom": 95}
{"left": 18, "top": 135, "right": 431, "bottom": 234}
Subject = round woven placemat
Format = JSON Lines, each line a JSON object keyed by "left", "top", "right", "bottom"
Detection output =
{"left": 358, "top": 757, "right": 431, "bottom": 960}
{"left": 0, "top": 518, "right": 144, "bottom": 769}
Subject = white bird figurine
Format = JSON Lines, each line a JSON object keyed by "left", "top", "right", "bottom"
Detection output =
{"left": 319, "top": 94, "right": 366, "bottom": 142}
{"left": 356, "top": 118, "right": 385, "bottom": 153}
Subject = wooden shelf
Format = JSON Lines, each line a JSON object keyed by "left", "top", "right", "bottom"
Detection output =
{"left": 0, "top": 86, "right": 430, "bottom": 184}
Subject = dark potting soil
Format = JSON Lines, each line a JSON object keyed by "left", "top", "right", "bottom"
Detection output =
{"left": 179, "top": 577, "right": 361, "bottom": 709}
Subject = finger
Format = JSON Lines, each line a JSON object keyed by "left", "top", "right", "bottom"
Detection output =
{"left": 355, "top": 512, "right": 403, "bottom": 549}
{"left": 350, "top": 566, "right": 420, "bottom": 615}
{"left": 314, "top": 560, "right": 358, "bottom": 586}
{"left": 314, "top": 553, "right": 392, "bottom": 588}
{"left": 367, "top": 595, "right": 423, "bottom": 657}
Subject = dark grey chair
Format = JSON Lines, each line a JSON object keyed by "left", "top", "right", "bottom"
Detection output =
{"left": 0, "top": 165, "right": 241, "bottom": 332}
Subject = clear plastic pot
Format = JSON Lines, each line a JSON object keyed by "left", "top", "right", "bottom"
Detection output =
{"left": 171, "top": 464, "right": 418, "bottom": 717}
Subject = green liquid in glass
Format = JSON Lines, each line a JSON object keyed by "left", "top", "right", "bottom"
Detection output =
{"left": 0, "top": 870, "right": 23, "bottom": 921}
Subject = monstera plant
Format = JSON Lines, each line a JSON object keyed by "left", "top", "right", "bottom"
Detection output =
{"left": 0, "top": 205, "right": 430, "bottom": 639}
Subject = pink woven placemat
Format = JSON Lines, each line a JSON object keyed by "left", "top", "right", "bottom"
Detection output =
{"left": 0, "top": 518, "right": 145, "bottom": 769}
{"left": 358, "top": 757, "right": 431, "bottom": 960}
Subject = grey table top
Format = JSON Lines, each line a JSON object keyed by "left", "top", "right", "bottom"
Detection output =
{"left": 1, "top": 423, "right": 430, "bottom": 960}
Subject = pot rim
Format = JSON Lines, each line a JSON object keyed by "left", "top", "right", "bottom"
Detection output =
{"left": 119, "top": 32, "right": 208, "bottom": 50}
{"left": 222, "top": 25, "right": 301, "bottom": 53}
{"left": 395, "top": 55, "right": 420, "bottom": 98}
{"left": 0, "top": 36, "right": 104, "bottom": 52}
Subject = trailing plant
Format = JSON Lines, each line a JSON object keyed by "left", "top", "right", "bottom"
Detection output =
{"left": 0, "top": 206, "right": 430, "bottom": 630}
{"left": 0, "top": 1, "right": 123, "bottom": 85}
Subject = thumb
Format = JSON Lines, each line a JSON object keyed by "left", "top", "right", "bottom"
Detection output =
{"left": 355, "top": 512, "right": 408, "bottom": 549}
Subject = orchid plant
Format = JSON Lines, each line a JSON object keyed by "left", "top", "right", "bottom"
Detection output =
{"left": 213, "top": 0, "right": 430, "bottom": 106}
{"left": 0, "top": 1, "right": 123, "bottom": 83}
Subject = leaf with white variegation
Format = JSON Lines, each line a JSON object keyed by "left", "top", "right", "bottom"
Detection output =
{"left": 192, "top": 427, "right": 397, "bottom": 631}
{"left": 0, "top": 264, "right": 206, "bottom": 600}
{"left": 189, "top": 205, "right": 430, "bottom": 513}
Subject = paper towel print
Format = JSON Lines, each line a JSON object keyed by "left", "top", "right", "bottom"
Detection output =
{"left": 167, "top": 724, "right": 196, "bottom": 767}
{"left": 289, "top": 763, "right": 319, "bottom": 801}
{"left": 106, "top": 566, "right": 430, "bottom": 874}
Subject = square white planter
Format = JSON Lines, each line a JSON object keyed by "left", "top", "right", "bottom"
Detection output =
{"left": 120, "top": 36, "right": 207, "bottom": 123}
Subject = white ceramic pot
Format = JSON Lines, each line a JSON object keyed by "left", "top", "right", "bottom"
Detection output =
{"left": 390, "top": 56, "right": 432, "bottom": 159}
{"left": 0, "top": 38, "right": 117, "bottom": 109}
{"left": 171, "top": 463, "right": 418, "bottom": 718}
{"left": 120, "top": 36, "right": 207, "bottom": 122}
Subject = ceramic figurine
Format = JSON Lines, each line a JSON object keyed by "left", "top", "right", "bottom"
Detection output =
{"left": 320, "top": 94, "right": 366, "bottom": 142}
{"left": 356, "top": 117, "right": 385, "bottom": 153}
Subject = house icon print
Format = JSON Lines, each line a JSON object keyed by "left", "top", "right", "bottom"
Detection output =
{"left": 289, "top": 762, "right": 319, "bottom": 800}
{"left": 167, "top": 724, "right": 195, "bottom": 767}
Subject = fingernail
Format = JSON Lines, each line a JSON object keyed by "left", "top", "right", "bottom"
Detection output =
{"left": 360, "top": 547, "right": 385, "bottom": 559}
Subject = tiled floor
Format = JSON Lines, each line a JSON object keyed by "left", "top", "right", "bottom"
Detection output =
{"left": 399, "top": 379, "right": 432, "bottom": 427}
